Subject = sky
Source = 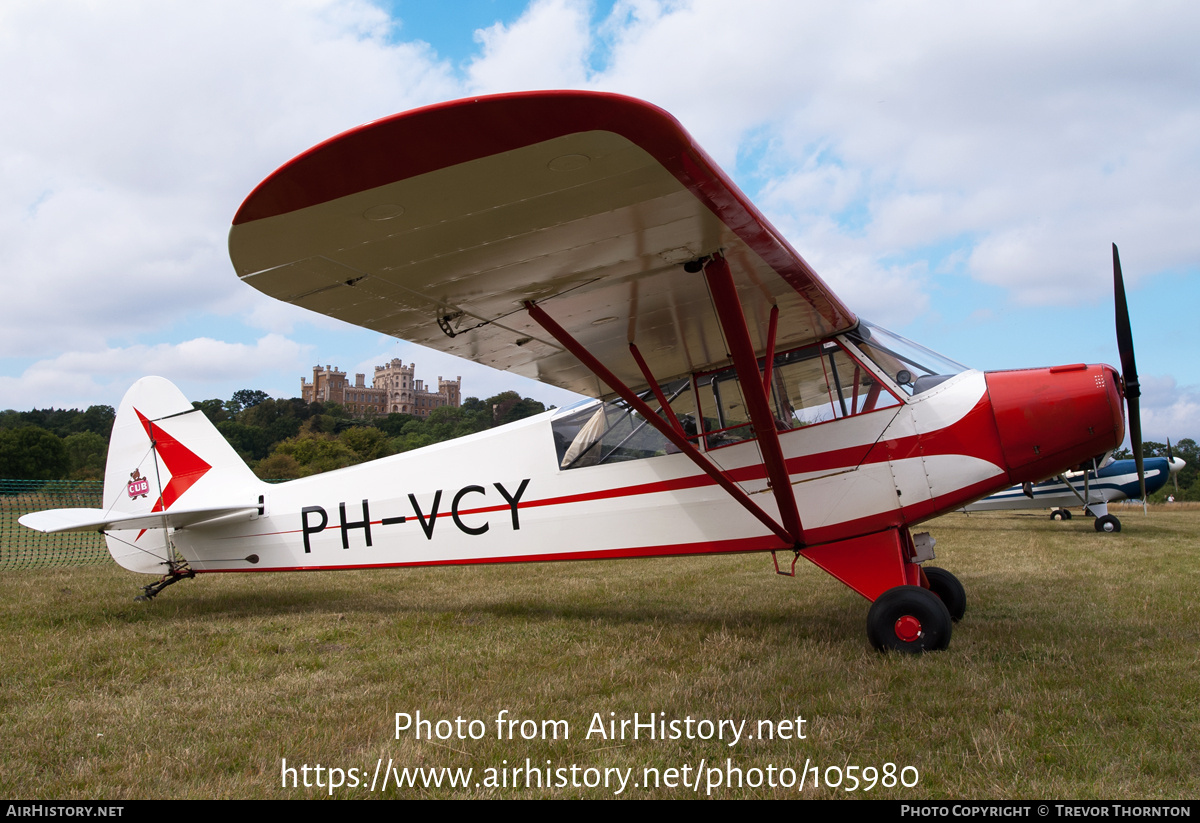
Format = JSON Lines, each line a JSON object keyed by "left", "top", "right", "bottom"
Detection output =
{"left": 2, "top": 0, "right": 1197, "bottom": 445}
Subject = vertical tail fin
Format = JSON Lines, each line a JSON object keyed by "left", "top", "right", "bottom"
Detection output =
{"left": 101, "top": 377, "right": 262, "bottom": 573}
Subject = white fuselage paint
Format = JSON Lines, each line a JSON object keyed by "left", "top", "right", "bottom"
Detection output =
{"left": 167, "top": 371, "right": 1006, "bottom": 573}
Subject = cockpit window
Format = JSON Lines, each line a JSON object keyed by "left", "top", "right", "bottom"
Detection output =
{"left": 549, "top": 325, "right": 946, "bottom": 469}
{"left": 770, "top": 340, "right": 902, "bottom": 427}
{"left": 696, "top": 339, "right": 902, "bottom": 449}
{"left": 552, "top": 378, "right": 696, "bottom": 469}
{"left": 846, "top": 321, "right": 968, "bottom": 396}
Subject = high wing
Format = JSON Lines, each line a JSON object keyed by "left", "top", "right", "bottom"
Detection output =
{"left": 229, "top": 91, "right": 855, "bottom": 397}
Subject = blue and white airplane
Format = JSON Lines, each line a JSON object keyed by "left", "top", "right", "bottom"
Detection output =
{"left": 961, "top": 456, "right": 1184, "bottom": 532}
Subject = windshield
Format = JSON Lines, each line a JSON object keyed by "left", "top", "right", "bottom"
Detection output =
{"left": 846, "top": 321, "right": 969, "bottom": 396}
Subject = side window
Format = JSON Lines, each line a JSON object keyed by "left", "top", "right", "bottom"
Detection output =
{"left": 695, "top": 369, "right": 755, "bottom": 449}
{"left": 552, "top": 378, "right": 697, "bottom": 470}
{"left": 695, "top": 341, "right": 902, "bottom": 449}
{"left": 770, "top": 341, "right": 899, "bottom": 428}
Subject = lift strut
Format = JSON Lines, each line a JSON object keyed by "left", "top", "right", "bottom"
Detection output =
{"left": 525, "top": 298, "right": 795, "bottom": 548}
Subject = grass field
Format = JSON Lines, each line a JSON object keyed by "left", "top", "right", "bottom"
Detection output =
{"left": 2, "top": 506, "right": 1198, "bottom": 799}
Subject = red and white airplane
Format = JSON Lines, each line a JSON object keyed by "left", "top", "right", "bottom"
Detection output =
{"left": 20, "top": 91, "right": 1141, "bottom": 652}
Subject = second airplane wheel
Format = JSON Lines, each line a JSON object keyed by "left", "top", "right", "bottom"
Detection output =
{"left": 867, "top": 586, "right": 953, "bottom": 653}
{"left": 924, "top": 567, "right": 966, "bottom": 622}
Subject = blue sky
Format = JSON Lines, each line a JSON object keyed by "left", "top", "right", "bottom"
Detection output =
{"left": 1, "top": 0, "right": 1197, "bottom": 445}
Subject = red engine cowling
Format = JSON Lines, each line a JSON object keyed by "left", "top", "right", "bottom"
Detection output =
{"left": 985, "top": 363, "right": 1125, "bottom": 484}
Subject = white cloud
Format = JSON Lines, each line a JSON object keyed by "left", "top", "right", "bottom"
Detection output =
{"left": 0, "top": 335, "right": 313, "bottom": 409}
{"left": 1138, "top": 375, "right": 1200, "bottom": 446}
{"left": 466, "top": 0, "right": 593, "bottom": 93}
{"left": 0, "top": 0, "right": 460, "bottom": 360}
{"left": 798, "top": 248, "right": 930, "bottom": 329}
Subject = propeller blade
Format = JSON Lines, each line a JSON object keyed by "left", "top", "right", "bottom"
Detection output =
{"left": 1168, "top": 438, "right": 1179, "bottom": 493}
{"left": 1113, "top": 243, "right": 1146, "bottom": 508}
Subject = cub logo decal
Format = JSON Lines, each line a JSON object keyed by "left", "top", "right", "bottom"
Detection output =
{"left": 127, "top": 469, "right": 149, "bottom": 499}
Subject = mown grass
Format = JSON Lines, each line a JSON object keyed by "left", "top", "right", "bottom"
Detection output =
{"left": 2, "top": 507, "right": 1198, "bottom": 799}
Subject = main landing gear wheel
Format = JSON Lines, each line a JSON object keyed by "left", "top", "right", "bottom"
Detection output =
{"left": 866, "top": 586, "right": 953, "bottom": 653}
{"left": 1051, "top": 509, "right": 1072, "bottom": 521}
{"left": 1095, "top": 514, "right": 1122, "bottom": 533}
{"left": 923, "top": 567, "right": 966, "bottom": 622}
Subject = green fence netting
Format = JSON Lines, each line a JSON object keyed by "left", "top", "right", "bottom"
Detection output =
{"left": 1, "top": 479, "right": 108, "bottom": 569}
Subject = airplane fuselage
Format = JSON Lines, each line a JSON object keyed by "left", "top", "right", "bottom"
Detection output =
{"left": 166, "top": 339, "right": 1123, "bottom": 603}
{"left": 961, "top": 457, "right": 1179, "bottom": 513}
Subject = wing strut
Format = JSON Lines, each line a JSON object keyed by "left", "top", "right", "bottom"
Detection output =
{"left": 703, "top": 255, "right": 806, "bottom": 546}
{"left": 629, "top": 342, "right": 687, "bottom": 438}
{"left": 761, "top": 305, "right": 780, "bottom": 398}
{"left": 525, "top": 300, "right": 795, "bottom": 548}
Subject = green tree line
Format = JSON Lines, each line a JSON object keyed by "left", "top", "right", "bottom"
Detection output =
{"left": 0, "top": 389, "right": 549, "bottom": 481}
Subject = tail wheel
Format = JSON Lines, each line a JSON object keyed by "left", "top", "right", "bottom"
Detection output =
{"left": 867, "top": 586, "right": 953, "bottom": 653}
{"left": 924, "top": 567, "right": 966, "bottom": 622}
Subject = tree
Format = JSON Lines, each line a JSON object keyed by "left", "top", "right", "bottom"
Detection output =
{"left": 341, "top": 426, "right": 392, "bottom": 462}
{"left": 254, "top": 453, "right": 302, "bottom": 480}
{"left": 0, "top": 427, "right": 69, "bottom": 479}
{"left": 375, "top": 412, "right": 416, "bottom": 438}
{"left": 216, "top": 420, "right": 275, "bottom": 462}
{"left": 237, "top": 397, "right": 303, "bottom": 443}
{"left": 271, "top": 432, "right": 359, "bottom": 476}
{"left": 390, "top": 418, "right": 436, "bottom": 454}
{"left": 461, "top": 397, "right": 488, "bottom": 415}
{"left": 63, "top": 431, "right": 107, "bottom": 479}
{"left": 79, "top": 405, "right": 116, "bottom": 438}
{"left": 486, "top": 391, "right": 547, "bottom": 426}
{"left": 192, "top": 399, "right": 229, "bottom": 423}
{"left": 229, "top": 389, "right": 270, "bottom": 414}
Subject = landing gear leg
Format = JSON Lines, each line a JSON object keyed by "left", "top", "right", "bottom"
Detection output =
{"left": 867, "top": 586, "right": 953, "bottom": 652}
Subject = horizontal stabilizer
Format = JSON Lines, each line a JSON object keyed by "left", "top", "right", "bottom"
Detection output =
{"left": 19, "top": 504, "right": 260, "bottom": 534}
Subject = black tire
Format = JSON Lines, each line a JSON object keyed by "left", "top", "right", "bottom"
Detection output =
{"left": 1062, "top": 509, "right": 1073, "bottom": 520}
{"left": 924, "top": 567, "right": 966, "bottom": 622}
{"left": 1051, "top": 509, "right": 1072, "bottom": 521}
{"left": 1094, "top": 514, "right": 1121, "bottom": 533}
{"left": 866, "top": 586, "right": 953, "bottom": 653}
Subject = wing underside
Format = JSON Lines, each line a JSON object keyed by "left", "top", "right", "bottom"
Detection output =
{"left": 230, "top": 91, "right": 855, "bottom": 397}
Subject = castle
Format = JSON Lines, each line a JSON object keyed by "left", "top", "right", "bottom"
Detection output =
{"left": 300, "top": 359, "right": 461, "bottom": 418}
